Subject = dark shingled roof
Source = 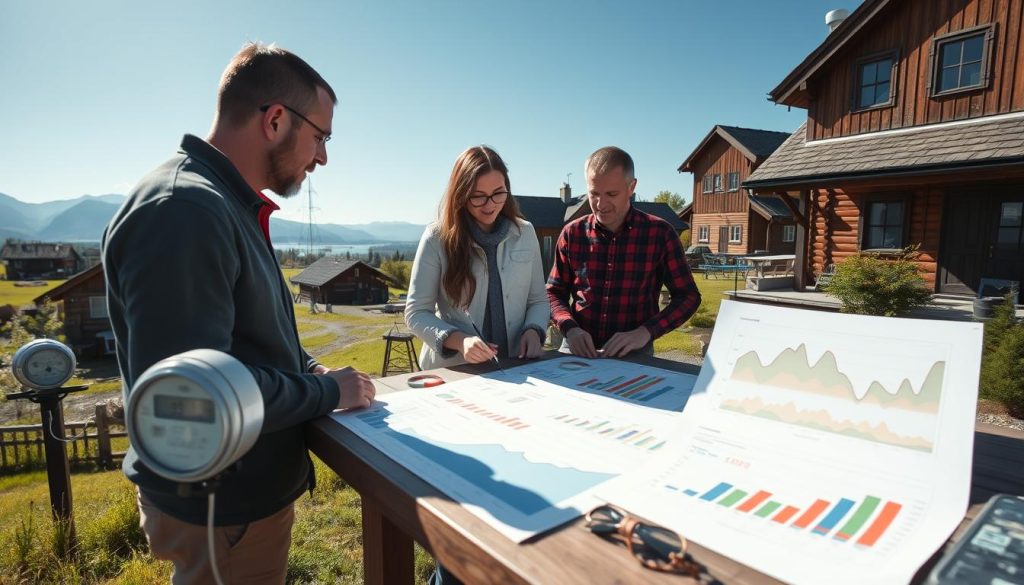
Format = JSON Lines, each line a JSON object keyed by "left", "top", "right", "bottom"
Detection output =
{"left": 564, "top": 199, "right": 687, "bottom": 230}
{"left": 1, "top": 242, "right": 81, "bottom": 260}
{"left": 34, "top": 264, "right": 104, "bottom": 304}
{"left": 514, "top": 195, "right": 578, "bottom": 229}
{"left": 290, "top": 257, "right": 398, "bottom": 287}
{"left": 678, "top": 125, "right": 791, "bottom": 172}
{"left": 745, "top": 115, "right": 1024, "bottom": 189}
{"left": 748, "top": 194, "right": 793, "bottom": 220}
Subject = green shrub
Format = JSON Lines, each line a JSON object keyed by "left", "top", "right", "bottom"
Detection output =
{"left": 980, "top": 294, "right": 1024, "bottom": 417}
{"left": 823, "top": 247, "right": 931, "bottom": 316}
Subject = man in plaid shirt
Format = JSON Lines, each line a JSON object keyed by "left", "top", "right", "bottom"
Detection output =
{"left": 546, "top": 146, "right": 701, "bottom": 357}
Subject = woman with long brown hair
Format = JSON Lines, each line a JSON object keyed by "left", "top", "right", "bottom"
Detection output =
{"left": 405, "top": 145, "right": 548, "bottom": 369}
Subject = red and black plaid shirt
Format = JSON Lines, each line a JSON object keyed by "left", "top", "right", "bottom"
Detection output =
{"left": 546, "top": 207, "right": 701, "bottom": 348}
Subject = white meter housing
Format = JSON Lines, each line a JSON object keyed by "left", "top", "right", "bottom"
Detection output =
{"left": 11, "top": 339, "right": 77, "bottom": 390}
{"left": 126, "top": 349, "right": 263, "bottom": 483}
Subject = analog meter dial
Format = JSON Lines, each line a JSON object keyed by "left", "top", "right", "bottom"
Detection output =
{"left": 11, "top": 339, "right": 77, "bottom": 390}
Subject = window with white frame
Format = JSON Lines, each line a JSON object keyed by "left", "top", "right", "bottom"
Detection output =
{"left": 702, "top": 176, "right": 713, "bottom": 193}
{"left": 727, "top": 172, "right": 740, "bottom": 191}
{"left": 729, "top": 225, "right": 742, "bottom": 243}
{"left": 782, "top": 224, "right": 796, "bottom": 243}
{"left": 713, "top": 174, "right": 723, "bottom": 192}
{"left": 89, "top": 296, "right": 108, "bottom": 319}
{"left": 698, "top": 225, "right": 709, "bottom": 242}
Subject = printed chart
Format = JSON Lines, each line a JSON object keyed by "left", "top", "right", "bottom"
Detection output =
{"left": 333, "top": 356, "right": 697, "bottom": 542}
{"left": 600, "top": 301, "right": 983, "bottom": 585}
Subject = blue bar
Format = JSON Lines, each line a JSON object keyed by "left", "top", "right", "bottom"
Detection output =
{"left": 699, "top": 482, "right": 733, "bottom": 501}
{"left": 617, "top": 430, "right": 638, "bottom": 440}
{"left": 683, "top": 489, "right": 699, "bottom": 496}
{"left": 356, "top": 411, "right": 389, "bottom": 428}
{"left": 638, "top": 386, "right": 674, "bottom": 402}
{"left": 813, "top": 498, "right": 856, "bottom": 535}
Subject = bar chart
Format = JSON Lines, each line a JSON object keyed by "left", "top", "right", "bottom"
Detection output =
{"left": 438, "top": 394, "right": 531, "bottom": 430}
{"left": 575, "top": 373, "right": 677, "bottom": 404}
{"left": 665, "top": 480, "right": 902, "bottom": 547}
{"left": 550, "top": 413, "right": 667, "bottom": 451}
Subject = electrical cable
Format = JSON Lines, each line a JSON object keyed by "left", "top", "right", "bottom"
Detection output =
{"left": 208, "top": 492, "right": 226, "bottom": 585}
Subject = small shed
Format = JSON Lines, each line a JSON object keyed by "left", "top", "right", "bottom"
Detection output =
{"left": 1, "top": 241, "right": 83, "bottom": 280}
{"left": 33, "top": 264, "right": 114, "bottom": 356}
{"left": 290, "top": 258, "right": 397, "bottom": 305}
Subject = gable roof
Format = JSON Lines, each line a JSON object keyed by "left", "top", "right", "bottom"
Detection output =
{"left": 678, "top": 125, "right": 792, "bottom": 172}
{"left": 33, "top": 263, "right": 103, "bottom": 304}
{"left": 745, "top": 114, "right": 1024, "bottom": 189}
{"left": 2, "top": 241, "right": 81, "bottom": 261}
{"left": 768, "top": 0, "right": 892, "bottom": 108}
{"left": 515, "top": 195, "right": 578, "bottom": 229}
{"left": 290, "top": 258, "right": 399, "bottom": 287}
{"left": 565, "top": 200, "right": 688, "bottom": 230}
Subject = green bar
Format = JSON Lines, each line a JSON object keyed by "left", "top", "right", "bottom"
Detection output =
{"left": 755, "top": 501, "right": 782, "bottom": 518}
{"left": 836, "top": 496, "right": 881, "bottom": 538}
{"left": 718, "top": 489, "right": 749, "bottom": 507}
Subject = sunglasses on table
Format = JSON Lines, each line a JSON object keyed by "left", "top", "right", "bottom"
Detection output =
{"left": 585, "top": 503, "right": 700, "bottom": 576}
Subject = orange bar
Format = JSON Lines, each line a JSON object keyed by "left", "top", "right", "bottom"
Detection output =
{"left": 737, "top": 490, "right": 773, "bottom": 513}
{"left": 855, "top": 502, "right": 902, "bottom": 546}
{"left": 772, "top": 505, "right": 800, "bottom": 524}
{"left": 792, "top": 499, "right": 831, "bottom": 529}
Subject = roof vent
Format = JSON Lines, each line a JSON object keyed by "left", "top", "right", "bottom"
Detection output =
{"left": 826, "top": 9, "right": 849, "bottom": 33}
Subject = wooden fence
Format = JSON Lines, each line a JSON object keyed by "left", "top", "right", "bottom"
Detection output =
{"left": 0, "top": 404, "right": 127, "bottom": 473}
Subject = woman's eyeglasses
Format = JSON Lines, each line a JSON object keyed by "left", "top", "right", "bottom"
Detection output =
{"left": 467, "top": 191, "right": 509, "bottom": 208}
{"left": 585, "top": 504, "right": 700, "bottom": 576}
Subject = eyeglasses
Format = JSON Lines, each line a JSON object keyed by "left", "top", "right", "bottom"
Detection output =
{"left": 585, "top": 504, "right": 699, "bottom": 575}
{"left": 467, "top": 191, "right": 509, "bottom": 208}
{"left": 259, "top": 104, "right": 332, "bottom": 145}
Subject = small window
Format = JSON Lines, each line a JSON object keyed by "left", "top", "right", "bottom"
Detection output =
{"left": 864, "top": 201, "right": 905, "bottom": 249}
{"left": 782, "top": 225, "right": 796, "bottom": 243}
{"left": 89, "top": 296, "right": 108, "bottom": 319}
{"left": 698, "top": 226, "right": 710, "bottom": 243}
{"left": 854, "top": 53, "right": 895, "bottom": 110}
{"left": 702, "top": 176, "right": 713, "bottom": 194}
{"left": 354, "top": 267, "right": 360, "bottom": 277}
{"left": 727, "top": 172, "right": 740, "bottom": 192}
{"left": 713, "top": 174, "right": 723, "bottom": 192}
{"left": 729, "top": 225, "right": 742, "bottom": 243}
{"left": 929, "top": 25, "right": 994, "bottom": 96}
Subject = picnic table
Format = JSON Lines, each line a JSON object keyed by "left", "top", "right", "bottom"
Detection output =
{"left": 698, "top": 253, "right": 752, "bottom": 279}
{"left": 739, "top": 254, "right": 796, "bottom": 279}
{"left": 305, "top": 352, "right": 1024, "bottom": 584}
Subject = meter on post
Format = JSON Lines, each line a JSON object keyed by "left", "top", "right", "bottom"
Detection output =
{"left": 12, "top": 338, "right": 77, "bottom": 390}
{"left": 126, "top": 349, "right": 264, "bottom": 484}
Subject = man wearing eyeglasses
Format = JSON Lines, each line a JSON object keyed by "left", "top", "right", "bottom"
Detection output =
{"left": 547, "top": 146, "right": 702, "bottom": 358}
{"left": 102, "top": 42, "right": 375, "bottom": 584}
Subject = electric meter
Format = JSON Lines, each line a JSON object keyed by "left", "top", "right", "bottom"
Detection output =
{"left": 11, "top": 339, "right": 77, "bottom": 390}
{"left": 126, "top": 349, "right": 263, "bottom": 483}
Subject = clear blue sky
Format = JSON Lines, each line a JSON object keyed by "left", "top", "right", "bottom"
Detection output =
{"left": 1, "top": 0, "right": 860, "bottom": 225}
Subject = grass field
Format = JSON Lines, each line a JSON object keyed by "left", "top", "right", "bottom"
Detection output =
{"left": 0, "top": 279, "right": 64, "bottom": 309}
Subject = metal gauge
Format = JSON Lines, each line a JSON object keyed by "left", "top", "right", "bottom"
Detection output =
{"left": 11, "top": 339, "right": 77, "bottom": 390}
{"left": 126, "top": 349, "right": 263, "bottom": 483}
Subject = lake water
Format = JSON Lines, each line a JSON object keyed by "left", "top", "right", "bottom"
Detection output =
{"left": 272, "top": 242, "right": 416, "bottom": 255}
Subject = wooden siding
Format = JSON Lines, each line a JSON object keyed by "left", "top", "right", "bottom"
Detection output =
{"left": 690, "top": 138, "right": 753, "bottom": 215}
{"left": 807, "top": 0, "right": 1024, "bottom": 140}
{"left": 807, "top": 187, "right": 943, "bottom": 287}
{"left": 692, "top": 212, "right": 750, "bottom": 255}
{"left": 749, "top": 214, "right": 798, "bottom": 255}
{"left": 57, "top": 269, "right": 111, "bottom": 351}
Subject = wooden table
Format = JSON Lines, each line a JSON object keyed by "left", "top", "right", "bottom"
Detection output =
{"left": 306, "top": 353, "right": 1024, "bottom": 584}
{"left": 739, "top": 254, "right": 796, "bottom": 279}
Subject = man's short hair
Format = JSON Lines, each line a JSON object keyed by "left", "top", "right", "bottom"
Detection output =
{"left": 586, "top": 146, "right": 635, "bottom": 180}
{"left": 217, "top": 42, "right": 337, "bottom": 126}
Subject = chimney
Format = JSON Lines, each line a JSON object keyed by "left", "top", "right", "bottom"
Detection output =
{"left": 826, "top": 9, "right": 849, "bottom": 33}
{"left": 559, "top": 182, "right": 573, "bottom": 204}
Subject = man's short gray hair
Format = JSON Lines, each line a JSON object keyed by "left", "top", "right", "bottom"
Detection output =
{"left": 586, "top": 146, "right": 634, "bottom": 180}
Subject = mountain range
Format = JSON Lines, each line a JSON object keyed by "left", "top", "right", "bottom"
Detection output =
{"left": 0, "top": 193, "right": 426, "bottom": 244}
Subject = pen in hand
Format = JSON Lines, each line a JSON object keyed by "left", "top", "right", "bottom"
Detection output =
{"left": 469, "top": 320, "right": 504, "bottom": 372}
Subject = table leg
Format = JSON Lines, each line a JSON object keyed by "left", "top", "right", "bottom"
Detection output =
{"left": 362, "top": 497, "right": 414, "bottom": 584}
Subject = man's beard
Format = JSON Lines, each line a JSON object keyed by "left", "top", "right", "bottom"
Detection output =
{"left": 267, "top": 128, "right": 304, "bottom": 198}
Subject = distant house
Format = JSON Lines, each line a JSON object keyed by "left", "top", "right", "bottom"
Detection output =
{"left": 33, "top": 264, "right": 114, "bottom": 356}
{"left": 1, "top": 240, "right": 83, "bottom": 280}
{"left": 745, "top": 0, "right": 1024, "bottom": 294}
{"left": 678, "top": 125, "right": 793, "bottom": 255}
{"left": 291, "top": 258, "right": 398, "bottom": 305}
{"left": 516, "top": 184, "right": 687, "bottom": 275}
